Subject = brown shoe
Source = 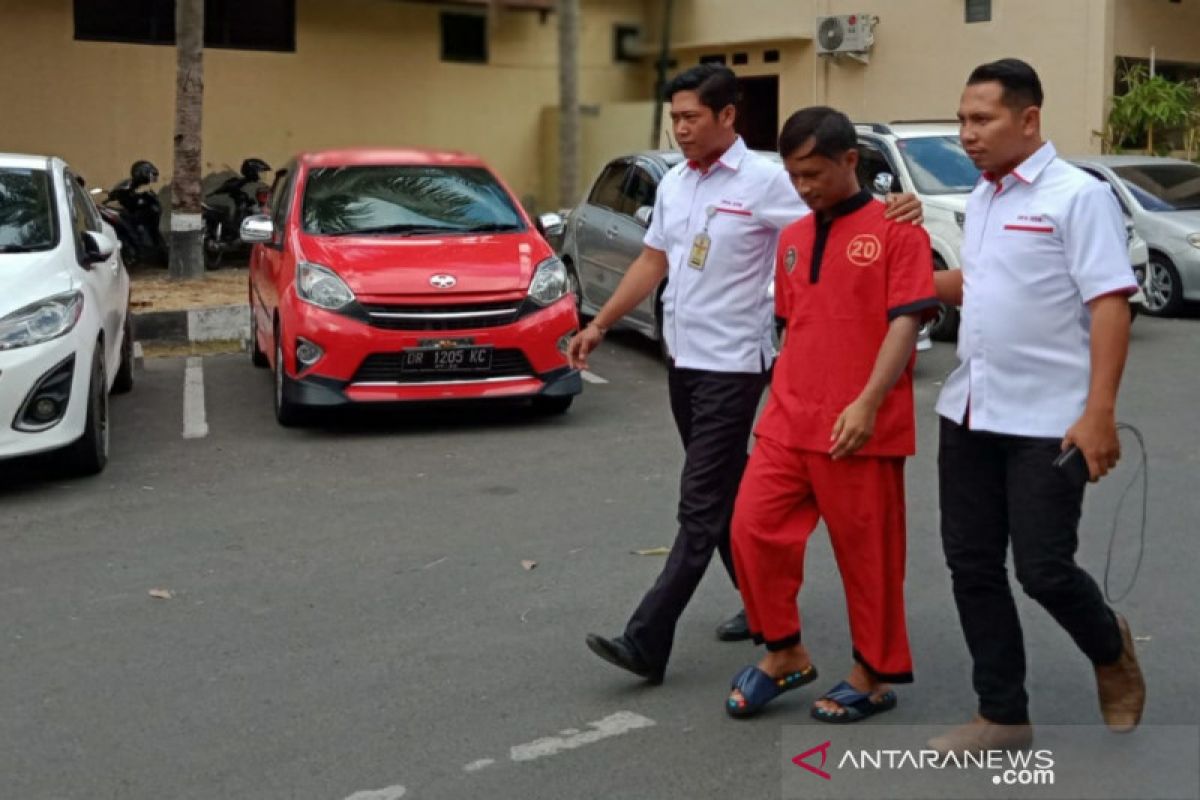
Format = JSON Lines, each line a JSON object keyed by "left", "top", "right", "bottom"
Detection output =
{"left": 1095, "top": 614, "right": 1146, "bottom": 733}
{"left": 928, "top": 716, "right": 1034, "bottom": 755}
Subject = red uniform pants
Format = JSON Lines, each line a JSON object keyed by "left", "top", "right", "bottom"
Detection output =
{"left": 731, "top": 435, "right": 914, "bottom": 683}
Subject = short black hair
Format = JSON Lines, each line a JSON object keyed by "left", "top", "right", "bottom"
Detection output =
{"left": 967, "top": 58, "right": 1044, "bottom": 109}
{"left": 665, "top": 64, "right": 739, "bottom": 116}
{"left": 778, "top": 106, "right": 856, "bottom": 160}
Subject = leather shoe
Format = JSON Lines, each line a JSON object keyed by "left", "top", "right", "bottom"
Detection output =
{"left": 715, "top": 609, "right": 751, "bottom": 642}
{"left": 928, "top": 716, "right": 1034, "bottom": 755}
{"left": 1095, "top": 613, "right": 1146, "bottom": 733}
{"left": 585, "top": 634, "right": 664, "bottom": 684}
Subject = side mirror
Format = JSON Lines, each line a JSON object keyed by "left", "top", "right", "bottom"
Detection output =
{"left": 240, "top": 214, "right": 274, "bottom": 244}
{"left": 536, "top": 212, "right": 565, "bottom": 238}
{"left": 634, "top": 205, "right": 653, "bottom": 227}
{"left": 81, "top": 230, "right": 116, "bottom": 264}
{"left": 873, "top": 172, "right": 900, "bottom": 195}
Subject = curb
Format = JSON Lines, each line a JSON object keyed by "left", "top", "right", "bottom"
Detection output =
{"left": 133, "top": 304, "right": 250, "bottom": 344}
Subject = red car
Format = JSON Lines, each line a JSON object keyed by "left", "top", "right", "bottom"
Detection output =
{"left": 241, "top": 148, "right": 582, "bottom": 425}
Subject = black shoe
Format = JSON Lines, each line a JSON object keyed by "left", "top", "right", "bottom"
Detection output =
{"left": 716, "top": 609, "right": 751, "bottom": 642}
{"left": 585, "top": 634, "right": 664, "bottom": 684}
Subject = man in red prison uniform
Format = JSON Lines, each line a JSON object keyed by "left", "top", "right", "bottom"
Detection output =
{"left": 725, "top": 106, "right": 938, "bottom": 722}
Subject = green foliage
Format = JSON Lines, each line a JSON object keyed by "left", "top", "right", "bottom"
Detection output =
{"left": 1101, "top": 61, "right": 1200, "bottom": 158}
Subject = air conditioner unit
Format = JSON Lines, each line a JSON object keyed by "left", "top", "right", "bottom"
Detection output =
{"left": 815, "top": 14, "right": 875, "bottom": 55}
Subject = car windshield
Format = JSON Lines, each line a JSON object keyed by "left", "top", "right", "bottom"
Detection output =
{"left": 302, "top": 165, "right": 525, "bottom": 235}
{"left": 1113, "top": 163, "right": 1200, "bottom": 211}
{"left": 896, "top": 136, "right": 980, "bottom": 195}
{"left": 0, "top": 167, "right": 56, "bottom": 252}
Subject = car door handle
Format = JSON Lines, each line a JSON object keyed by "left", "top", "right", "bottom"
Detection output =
{"left": 604, "top": 226, "right": 620, "bottom": 239}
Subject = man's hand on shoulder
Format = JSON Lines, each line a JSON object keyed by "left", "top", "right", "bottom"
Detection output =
{"left": 883, "top": 193, "right": 924, "bottom": 225}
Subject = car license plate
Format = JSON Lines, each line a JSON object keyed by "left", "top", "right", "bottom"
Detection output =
{"left": 401, "top": 346, "right": 493, "bottom": 373}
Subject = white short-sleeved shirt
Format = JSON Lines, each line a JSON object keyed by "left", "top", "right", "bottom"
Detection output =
{"left": 935, "top": 141, "right": 1138, "bottom": 437}
{"left": 643, "top": 137, "right": 808, "bottom": 373}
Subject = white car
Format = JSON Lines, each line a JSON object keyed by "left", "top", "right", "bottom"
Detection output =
{"left": 0, "top": 154, "right": 134, "bottom": 475}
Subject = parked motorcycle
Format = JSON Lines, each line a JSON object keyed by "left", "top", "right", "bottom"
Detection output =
{"left": 201, "top": 158, "right": 271, "bottom": 269}
{"left": 94, "top": 160, "right": 168, "bottom": 268}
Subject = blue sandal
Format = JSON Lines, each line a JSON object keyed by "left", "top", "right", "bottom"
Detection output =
{"left": 810, "top": 680, "right": 897, "bottom": 724}
{"left": 726, "top": 663, "right": 819, "bottom": 719}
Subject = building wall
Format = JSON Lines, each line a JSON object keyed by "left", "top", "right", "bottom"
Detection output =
{"left": 660, "top": 0, "right": 1117, "bottom": 156}
{"left": 0, "top": 0, "right": 649, "bottom": 209}
{"left": 1114, "top": 0, "right": 1200, "bottom": 65}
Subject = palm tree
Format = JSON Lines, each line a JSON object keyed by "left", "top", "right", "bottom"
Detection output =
{"left": 169, "top": 0, "right": 205, "bottom": 279}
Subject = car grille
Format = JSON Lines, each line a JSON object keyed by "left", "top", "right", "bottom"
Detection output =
{"left": 352, "top": 349, "right": 534, "bottom": 383}
{"left": 361, "top": 301, "right": 521, "bottom": 331}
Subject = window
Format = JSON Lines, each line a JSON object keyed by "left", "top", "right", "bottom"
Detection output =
{"left": 699, "top": 54, "right": 727, "bottom": 65}
{"left": 587, "top": 163, "right": 628, "bottom": 212}
{"left": 619, "top": 168, "right": 657, "bottom": 219}
{"left": 855, "top": 141, "right": 900, "bottom": 195}
{"left": 613, "top": 24, "right": 640, "bottom": 63}
{"left": 441, "top": 12, "right": 487, "bottom": 64}
{"left": 732, "top": 52, "right": 749, "bottom": 66}
{"left": 301, "top": 166, "right": 524, "bottom": 236}
{"left": 895, "top": 136, "right": 981, "bottom": 195}
{"left": 965, "top": 0, "right": 991, "bottom": 23}
{"left": 0, "top": 168, "right": 57, "bottom": 251}
{"left": 763, "top": 49, "right": 780, "bottom": 63}
{"left": 73, "top": 0, "right": 296, "bottom": 52}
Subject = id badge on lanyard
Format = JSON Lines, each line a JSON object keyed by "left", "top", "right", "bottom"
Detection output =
{"left": 687, "top": 206, "right": 718, "bottom": 270}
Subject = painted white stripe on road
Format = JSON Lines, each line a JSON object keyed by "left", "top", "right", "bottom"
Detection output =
{"left": 182, "top": 357, "right": 209, "bottom": 439}
{"left": 581, "top": 370, "right": 608, "bottom": 384}
{"left": 342, "top": 786, "right": 406, "bottom": 800}
{"left": 463, "top": 759, "right": 495, "bottom": 773}
{"left": 509, "top": 711, "right": 655, "bottom": 763}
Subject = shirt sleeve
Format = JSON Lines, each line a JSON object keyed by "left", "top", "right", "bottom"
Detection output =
{"left": 642, "top": 169, "right": 671, "bottom": 252}
{"left": 775, "top": 233, "right": 793, "bottom": 321}
{"left": 755, "top": 167, "right": 810, "bottom": 231}
{"left": 885, "top": 222, "right": 940, "bottom": 322}
{"left": 1062, "top": 180, "right": 1138, "bottom": 303}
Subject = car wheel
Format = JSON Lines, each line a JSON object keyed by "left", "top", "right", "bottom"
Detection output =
{"left": 1143, "top": 254, "right": 1185, "bottom": 317}
{"left": 532, "top": 394, "right": 573, "bottom": 415}
{"left": 111, "top": 313, "right": 135, "bottom": 394}
{"left": 64, "top": 345, "right": 109, "bottom": 476}
{"left": 273, "top": 328, "right": 305, "bottom": 427}
{"left": 249, "top": 305, "right": 268, "bottom": 368}
{"left": 929, "top": 257, "right": 960, "bottom": 342}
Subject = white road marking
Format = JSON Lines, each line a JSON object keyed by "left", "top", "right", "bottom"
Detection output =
{"left": 342, "top": 786, "right": 406, "bottom": 800}
{"left": 182, "top": 357, "right": 209, "bottom": 439}
{"left": 509, "top": 711, "right": 655, "bottom": 763}
{"left": 581, "top": 370, "right": 608, "bottom": 385}
{"left": 463, "top": 759, "right": 495, "bottom": 773}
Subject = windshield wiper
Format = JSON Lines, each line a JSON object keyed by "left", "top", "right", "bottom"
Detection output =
{"left": 460, "top": 223, "right": 523, "bottom": 233}
{"left": 326, "top": 224, "right": 454, "bottom": 236}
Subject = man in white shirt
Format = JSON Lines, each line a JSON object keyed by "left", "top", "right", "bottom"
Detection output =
{"left": 569, "top": 64, "right": 920, "bottom": 684}
{"left": 930, "top": 59, "right": 1146, "bottom": 754}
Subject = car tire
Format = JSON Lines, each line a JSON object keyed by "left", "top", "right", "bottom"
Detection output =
{"left": 111, "top": 313, "right": 135, "bottom": 394}
{"left": 273, "top": 328, "right": 305, "bottom": 427}
{"left": 929, "top": 257, "right": 960, "bottom": 342}
{"left": 64, "top": 345, "right": 109, "bottom": 476}
{"left": 1143, "top": 254, "right": 1185, "bottom": 317}
{"left": 249, "top": 305, "right": 268, "bottom": 368}
{"left": 532, "top": 395, "right": 573, "bottom": 415}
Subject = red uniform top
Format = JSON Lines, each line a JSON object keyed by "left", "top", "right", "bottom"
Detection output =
{"left": 756, "top": 191, "right": 938, "bottom": 457}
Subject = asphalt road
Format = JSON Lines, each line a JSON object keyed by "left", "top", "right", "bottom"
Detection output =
{"left": 2, "top": 316, "right": 1197, "bottom": 800}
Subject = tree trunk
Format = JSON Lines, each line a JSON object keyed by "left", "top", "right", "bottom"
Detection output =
{"left": 557, "top": 0, "right": 579, "bottom": 210}
{"left": 169, "top": 0, "right": 205, "bottom": 280}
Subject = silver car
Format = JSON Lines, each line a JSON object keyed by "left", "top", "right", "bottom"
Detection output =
{"left": 1071, "top": 155, "right": 1200, "bottom": 316}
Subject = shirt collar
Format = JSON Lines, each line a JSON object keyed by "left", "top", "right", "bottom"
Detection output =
{"left": 687, "top": 136, "right": 747, "bottom": 175}
{"left": 818, "top": 189, "right": 872, "bottom": 223}
{"left": 983, "top": 141, "right": 1057, "bottom": 186}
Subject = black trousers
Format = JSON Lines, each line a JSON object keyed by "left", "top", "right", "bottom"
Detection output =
{"left": 623, "top": 365, "right": 769, "bottom": 669}
{"left": 938, "top": 417, "right": 1123, "bottom": 724}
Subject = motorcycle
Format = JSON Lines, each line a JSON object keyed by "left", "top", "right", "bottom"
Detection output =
{"left": 201, "top": 158, "right": 271, "bottom": 269}
{"left": 93, "top": 160, "right": 168, "bottom": 268}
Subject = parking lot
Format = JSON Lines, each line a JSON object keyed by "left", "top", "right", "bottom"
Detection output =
{"left": 2, "top": 317, "right": 1198, "bottom": 800}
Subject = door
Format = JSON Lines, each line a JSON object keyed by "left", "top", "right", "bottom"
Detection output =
{"left": 256, "top": 162, "right": 297, "bottom": 353}
{"left": 735, "top": 76, "right": 779, "bottom": 152}
{"left": 855, "top": 139, "right": 902, "bottom": 195}
{"left": 574, "top": 160, "right": 629, "bottom": 305}
{"left": 65, "top": 170, "right": 123, "bottom": 370}
{"left": 611, "top": 164, "right": 659, "bottom": 325}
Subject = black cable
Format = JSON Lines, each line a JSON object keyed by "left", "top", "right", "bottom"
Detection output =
{"left": 1103, "top": 423, "right": 1148, "bottom": 604}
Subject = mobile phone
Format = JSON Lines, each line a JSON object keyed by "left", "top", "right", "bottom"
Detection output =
{"left": 1052, "top": 446, "right": 1091, "bottom": 487}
